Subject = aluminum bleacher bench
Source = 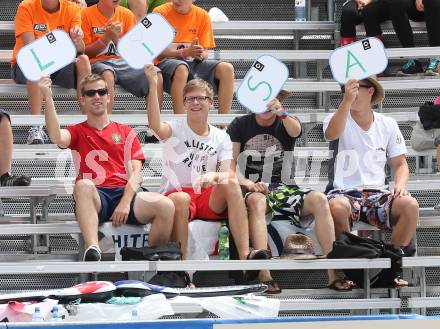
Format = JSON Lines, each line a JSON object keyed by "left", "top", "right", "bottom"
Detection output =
{"left": 1, "top": 77, "right": 439, "bottom": 96}
{"left": 7, "top": 111, "right": 420, "bottom": 127}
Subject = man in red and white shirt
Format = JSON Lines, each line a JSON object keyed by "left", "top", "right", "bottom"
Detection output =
{"left": 39, "top": 73, "right": 174, "bottom": 261}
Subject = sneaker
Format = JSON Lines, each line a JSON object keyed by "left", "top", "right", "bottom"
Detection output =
{"left": 27, "top": 126, "right": 47, "bottom": 145}
{"left": 396, "top": 59, "right": 424, "bottom": 76}
{"left": 83, "top": 245, "right": 101, "bottom": 261}
{"left": 425, "top": 58, "right": 439, "bottom": 76}
{"left": 0, "top": 172, "right": 31, "bottom": 186}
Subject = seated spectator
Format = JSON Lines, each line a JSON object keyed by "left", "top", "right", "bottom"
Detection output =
{"left": 227, "top": 93, "right": 349, "bottom": 292}
{"left": 82, "top": 0, "right": 163, "bottom": 113}
{"left": 153, "top": 0, "right": 234, "bottom": 114}
{"left": 39, "top": 73, "right": 174, "bottom": 261}
{"left": 11, "top": 0, "right": 91, "bottom": 144}
{"left": 145, "top": 65, "right": 271, "bottom": 280}
{"left": 0, "top": 109, "right": 31, "bottom": 187}
{"left": 324, "top": 77, "right": 419, "bottom": 286}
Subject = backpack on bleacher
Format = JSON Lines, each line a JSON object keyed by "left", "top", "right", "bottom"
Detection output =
{"left": 327, "top": 232, "right": 406, "bottom": 288}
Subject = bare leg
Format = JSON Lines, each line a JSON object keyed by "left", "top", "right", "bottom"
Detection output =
{"left": 133, "top": 192, "right": 174, "bottom": 246}
{"left": 0, "top": 117, "right": 13, "bottom": 175}
{"left": 27, "top": 80, "right": 42, "bottom": 115}
{"left": 101, "top": 70, "right": 115, "bottom": 113}
{"left": 209, "top": 178, "right": 250, "bottom": 260}
{"left": 329, "top": 197, "right": 352, "bottom": 238}
{"left": 170, "top": 64, "right": 189, "bottom": 114}
{"left": 214, "top": 62, "right": 234, "bottom": 114}
{"left": 245, "top": 192, "right": 273, "bottom": 282}
{"left": 302, "top": 191, "right": 340, "bottom": 284}
{"left": 73, "top": 179, "right": 102, "bottom": 248}
{"left": 167, "top": 192, "right": 190, "bottom": 259}
{"left": 390, "top": 196, "right": 419, "bottom": 246}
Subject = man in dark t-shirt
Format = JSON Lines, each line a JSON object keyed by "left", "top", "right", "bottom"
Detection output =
{"left": 227, "top": 95, "right": 351, "bottom": 292}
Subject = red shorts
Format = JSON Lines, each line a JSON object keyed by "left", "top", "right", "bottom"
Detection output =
{"left": 164, "top": 186, "right": 227, "bottom": 221}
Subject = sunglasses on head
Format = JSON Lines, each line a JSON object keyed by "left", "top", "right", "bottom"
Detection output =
{"left": 83, "top": 88, "right": 108, "bottom": 97}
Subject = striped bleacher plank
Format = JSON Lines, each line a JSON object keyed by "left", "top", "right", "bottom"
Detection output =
{"left": 1, "top": 78, "right": 439, "bottom": 97}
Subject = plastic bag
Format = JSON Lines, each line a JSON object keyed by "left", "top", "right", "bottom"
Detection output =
{"left": 0, "top": 298, "right": 59, "bottom": 322}
{"left": 66, "top": 294, "right": 173, "bottom": 322}
{"left": 200, "top": 295, "right": 280, "bottom": 318}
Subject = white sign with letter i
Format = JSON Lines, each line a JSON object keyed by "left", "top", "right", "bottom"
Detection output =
{"left": 118, "top": 13, "right": 175, "bottom": 69}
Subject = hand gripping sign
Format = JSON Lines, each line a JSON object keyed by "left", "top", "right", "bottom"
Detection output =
{"left": 16, "top": 30, "right": 76, "bottom": 82}
{"left": 236, "top": 55, "right": 289, "bottom": 114}
{"left": 118, "top": 13, "right": 175, "bottom": 69}
{"left": 329, "top": 37, "right": 388, "bottom": 84}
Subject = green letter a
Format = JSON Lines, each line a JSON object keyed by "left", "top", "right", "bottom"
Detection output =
{"left": 345, "top": 50, "right": 366, "bottom": 78}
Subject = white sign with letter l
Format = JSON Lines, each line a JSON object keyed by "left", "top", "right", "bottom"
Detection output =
{"left": 329, "top": 37, "right": 388, "bottom": 84}
{"left": 236, "top": 55, "right": 289, "bottom": 114}
{"left": 118, "top": 13, "right": 175, "bottom": 69}
{"left": 16, "top": 30, "right": 76, "bottom": 82}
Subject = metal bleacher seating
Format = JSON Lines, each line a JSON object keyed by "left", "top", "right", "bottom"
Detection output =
{"left": 1, "top": 0, "right": 440, "bottom": 318}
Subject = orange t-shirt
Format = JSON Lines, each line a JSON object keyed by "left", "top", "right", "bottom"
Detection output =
{"left": 153, "top": 3, "right": 215, "bottom": 52}
{"left": 11, "top": 0, "right": 81, "bottom": 65}
{"left": 82, "top": 5, "right": 137, "bottom": 63}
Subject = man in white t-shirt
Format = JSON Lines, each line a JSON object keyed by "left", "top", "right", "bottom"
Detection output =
{"left": 323, "top": 76, "right": 419, "bottom": 286}
{"left": 144, "top": 65, "right": 271, "bottom": 281}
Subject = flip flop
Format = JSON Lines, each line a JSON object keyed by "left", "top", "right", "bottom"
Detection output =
{"left": 327, "top": 278, "right": 353, "bottom": 291}
{"left": 243, "top": 249, "right": 271, "bottom": 282}
{"left": 262, "top": 280, "right": 282, "bottom": 294}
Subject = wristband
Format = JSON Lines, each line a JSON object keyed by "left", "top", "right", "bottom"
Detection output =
{"left": 279, "top": 111, "right": 289, "bottom": 120}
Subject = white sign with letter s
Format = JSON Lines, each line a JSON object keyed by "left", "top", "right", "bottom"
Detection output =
{"left": 118, "top": 13, "right": 175, "bottom": 69}
{"left": 236, "top": 55, "right": 289, "bottom": 114}
{"left": 16, "top": 30, "right": 76, "bottom": 82}
{"left": 329, "top": 37, "right": 388, "bottom": 84}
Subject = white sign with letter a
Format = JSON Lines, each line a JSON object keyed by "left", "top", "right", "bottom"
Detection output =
{"left": 118, "top": 13, "right": 175, "bottom": 69}
{"left": 329, "top": 37, "right": 388, "bottom": 84}
{"left": 16, "top": 30, "right": 76, "bottom": 82}
{"left": 236, "top": 55, "right": 289, "bottom": 114}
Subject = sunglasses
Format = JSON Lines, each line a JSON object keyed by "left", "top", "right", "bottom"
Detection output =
{"left": 83, "top": 88, "right": 108, "bottom": 97}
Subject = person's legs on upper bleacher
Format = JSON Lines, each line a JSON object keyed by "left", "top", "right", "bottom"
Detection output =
{"left": 0, "top": 110, "right": 31, "bottom": 187}
{"left": 422, "top": 0, "right": 440, "bottom": 76}
{"left": 339, "top": 0, "right": 363, "bottom": 46}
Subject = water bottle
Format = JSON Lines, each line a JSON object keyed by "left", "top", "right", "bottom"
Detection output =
{"left": 50, "top": 306, "right": 62, "bottom": 322}
{"left": 32, "top": 306, "right": 44, "bottom": 322}
{"left": 294, "top": 0, "right": 307, "bottom": 21}
{"left": 131, "top": 308, "right": 139, "bottom": 321}
{"left": 218, "top": 222, "right": 230, "bottom": 260}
